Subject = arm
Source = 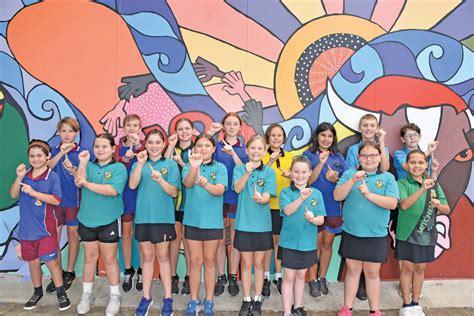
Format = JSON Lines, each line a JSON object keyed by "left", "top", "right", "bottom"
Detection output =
{"left": 363, "top": 192, "right": 398, "bottom": 209}
{"left": 230, "top": 151, "right": 243, "bottom": 166}
{"left": 399, "top": 187, "right": 425, "bottom": 210}
{"left": 183, "top": 167, "right": 199, "bottom": 188}
{"left": 30, "top": 191, "right": 61, "bottom": 206}
{"left": 10, "top": 177, "right": 22, "bottom": 199}
{"left": 202, "top": 183, "right": 226, "bottom": 196}
{"left": 282, "top": 196, "right": 304, "bottom": 216}
{"left": 334, "top": 178, "right": 355, "bottom": 201}
{"left": 47, "top": 151, "right": 64, "bottom": 169}
{"left": 308, "top": 162, "right": 325, "bottom": 185}
{"left": 83, "top": 182, "right": 119, "bottom": 196}
{"left": 155, "top": 177, "right": 179, "bottom": 198}
{"left": 256, "top": 192, "right": 271, "bottom": 204}
{"left": 379, "top": 144, "right": 390, "bottom": 171}
{"left": 164, "top": 134, "right": 178, "bottom": 159}
{"left": 129, "top": 163, "right": 143, "bottom": 190}
{"left": 306, "top": 214, "right": 325, "bottom": 226}
{"left": 435, "top": 203, "right": 450, "bottom": 215}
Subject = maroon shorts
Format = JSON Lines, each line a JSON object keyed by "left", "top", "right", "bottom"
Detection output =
{"left": 122, "top": 213, "right": 135, "bottom": 223}
{"left": 21, "top": 236, "right": 58, "bottom": 262}
{"left": 223, "top": 203, "right": 237, "bottom": 219}
{"left": 53, "top": 206, "right": 79, "bottom": 226}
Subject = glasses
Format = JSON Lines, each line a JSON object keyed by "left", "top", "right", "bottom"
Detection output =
{"left": 359, "top": 153, "right": 380, "bottom": 160}
{"left": 405, "top": 132, "right": 419, "bottom": 139}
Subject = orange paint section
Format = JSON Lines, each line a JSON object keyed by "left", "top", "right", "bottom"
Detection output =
{"left": 7, "top": 0, "right": 149, "bottom": 132}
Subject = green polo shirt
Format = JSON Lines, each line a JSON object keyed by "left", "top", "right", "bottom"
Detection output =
{"left": 279, "top": 185, "right": 326, "bottom": 251}
{"left": 78, "top": 160, "right": 127, "bottom": 228}
{"left": 396, "top": 175, "right": 447, "bottom": 241}
{"left": 132, "top": 158, "right": 181, "bottom": 224}
{"left": 336, "top": 168, "right": 399, "bottom": 237}
{"left": 182, "top": 161, "right": 228, "bottom": 229}
{"left": 233, "top": 164, "right": 276, "bottom": 233}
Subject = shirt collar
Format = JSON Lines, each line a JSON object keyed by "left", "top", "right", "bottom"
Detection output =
{"left": 221, "top": 138, "right": 243, "bottom": 148}
{"left": 93, "top": 158, "right": 117, "bottom": 167}
{"left": 148, "top": 156, "right": 166, "bottom": 164}
{"left": 407, "top": 174, "right": 425, "bottom": 184}
{"left": 290, "top": 182, "right": 309, "bottom": 191}
{"left": 26, "top": 167, "right": 51, "bottom": 180}
{"left": 177, "top": 143, "right": 193, "bottom": 152}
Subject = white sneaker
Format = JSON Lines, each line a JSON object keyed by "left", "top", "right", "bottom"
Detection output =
{"left": 77, "top": 292, "right": 94, "bottom": 314}
{"left": 106, "top": 293, "right": 122, "bottom": 316}
{"left": 399, "top": 306, "right": 415, "bottom": 316}
{"left": 412, "top": 305, "right": 426, "bottom": 316}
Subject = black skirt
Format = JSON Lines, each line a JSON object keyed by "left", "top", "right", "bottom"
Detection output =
{"left": 339, "top": 231, "right": 388, "bottom": 263}
{"left": 135, "top": 224, "right": 176, "bottom": 244}
{"left": 395, "top": 239, "right": 435, "bottom": 263}
{"left": 233, "top": 230, "right": 273, "bottom": 252}
{"left": 184, "top": 225, "right": 223, "bottom": 241}
{"left": 277, "top": 246, "right": 318, "bottom": 270}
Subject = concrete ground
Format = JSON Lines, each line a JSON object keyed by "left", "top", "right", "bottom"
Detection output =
{"left": 0, "top": 274, "right": 472, "bottom": 315}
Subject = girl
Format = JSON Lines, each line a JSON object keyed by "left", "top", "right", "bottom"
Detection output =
{"left": 46, "top": 117, "right": 81, "bottom": 293}
{"left": 334, "top": 141, "right": 399, "bottom": 316}
{"left": 233, "top": 135, "right": 276, "bottom": 316}
{"left": 396, "top": 150, "right": 449, "bottom": 316}
{"left": 164, "top": 117, "right": 195, "bottom": 295}
{"left": 279, "top": 156, "right": 326, "bottom": 316}
{"left": 115, "top": 114, "right": 145, "bottom": 292}
{"left": 129, "top": 130, "right": 181, "bottom": 316}
{"left": 303, "top": 122, "right": 346, "bottom": 298}
{"left": 182, "top": 133, "right": 228, "bottom": 316}
{"left": 208, "top": 113, "right": 247, "bottom": 297}
{"left": 10, "top": 140, "right": 71, "bottom": 311}
{"left": 262, "top": 123, "right": 293, "bottom": 297}
{"left": 75, "top": 133, "right": 127, "bottom": 316}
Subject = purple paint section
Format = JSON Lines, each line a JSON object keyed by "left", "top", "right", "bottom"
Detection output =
{"left": 344, "top": 0, "right": 377, "bottom": 20}
{"left": 339, "top": 61, "right": 365, "bottom": 84}
{"left": 449, "top": 79, "right": 474, "bottom": 96}
{"left": 432, "top": 1, "right": 474, "bottom": 41}
{"left": 370, "top": 42, "right": 423, "bottom": 77}
{"left": 165, "top": 91, "right": 226, "bottom": 121}
{"left": 226, "top": 0, "right": 300, "bottom": 42}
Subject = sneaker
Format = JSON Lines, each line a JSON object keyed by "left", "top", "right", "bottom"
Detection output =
{"left": 24, "top": 292, "right": 43, "bottom": 310}
{"left": 184, "top": 299, "right": 201, "bottom": 316}
{"left": 356, "top": 281, "right": 367, "bottom": 301}
{"left": 338, "top": 306, "right": 353, "bottom": 316}
{"left": 239, "top": 300, "right": 252, "bottom": 316}
{"left": 273, "top": 277, "right": 282, "bottom": 295}
{"left": 122, "top": 269, "right": 135, "bottom": 292}
{"left": 57, "top": 293, "right": 71, "bottom": 311}
{"left": 399, "top": 306, "right": 415, "bottom": 316}
{"left": 294, "top": 306, "right": 308, "bottom": 316}
{"left": 63, "top": 271, "right": 76, "bottom": 292}
{"left": 105, "top": 293, "right": 122, "bottom": 316}
{"left": 251, "top": 297, "right": 264, "bottom": 316}
{"left": 136, "top": 272, "right": 143, "bottom": 291}
{"left": 412, "top": 305, "right": 425, "bottom": 316}
{"left": 161, "top": 297, "right": 173, "bottom": 316}
{"left": 203, "top": 299, "right": 215, "bottom": 316}
{"left": 372, "top": 311, "right": 382, "bottom": 316}
{"left": 171, "top": 275, "right": 179, "bottom": 295}
{"left": 181, "top": 275, "right": 191, "bottom": 295}
{"left": 46, "top": 278, "right": 57, "bottom": 293}
{"left": 135, "top": 296, "right": 153, "bottom": 316}
{"left": 77, "top": 292, "right": 94, "bottom": 314}
{"left": 262, "top": 278, "right": 271, "bottom": 298}
{"left": 319, "top": 277, "right": 329, "bottom": 296}
{"left": 228, "top": 274, "right": 239, "bottom": 296}
{"left": 308, "top": 280, "right": 322, "bottom": 299}
{"left": 214, "top": 274, "right": 227, "bottom": 296}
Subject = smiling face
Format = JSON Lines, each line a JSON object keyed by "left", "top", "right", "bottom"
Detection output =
{"left": 94, "top": 137, "right": 115, "bottom": 163}
{"left": 406, "top": 152, "right": 428, "bottom": 179}
{"left": 291, "top": 161, "right": 312, "bottom": 187}
{"left": 124, "top": 118, "right": 141, "bottom": 139}
{"left": 58, "top": 123, "right": 79, "bottom": 144}
{"left": 268, "top": 126, "right": 285, "bottom": 149}
{"left": 359, "top": 118, "right": 378, "bottom": 141}
{"left": 28, "top": 147, "right": 50, "bottom": 170}
{"left": 145, "top": 133, "right": 165, "bottom": 159}
{"left": 246, "top": 137, "right": 266, "bottom": 163}
{"left": 194, "top": 137, "right": 215, "bottom": 162}
{"left": 223, "top": 116, "right": 241, "bottom": 138}
{"left": 176, "top": 120, "right": 194, "bottom": 143}
{"left": 359, "top": 144, "right": 381, "bottom": 172}
{"left": 317, "top": 128, "right": 334, "bottom": 151}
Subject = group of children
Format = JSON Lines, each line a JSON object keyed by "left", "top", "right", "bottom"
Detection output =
{"left": 11, "top": 112, "right": 449, "bottom": 316}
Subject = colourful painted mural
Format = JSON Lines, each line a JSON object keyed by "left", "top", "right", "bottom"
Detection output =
{"left": 1, "top": 0, "right": 472, "bottom": 280}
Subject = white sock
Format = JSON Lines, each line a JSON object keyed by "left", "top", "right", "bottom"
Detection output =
{"left": 110, "top": 284, "right": 121, "bottom": 296}
{"left": 264, "top": 271, "right": 270, "bottom": 280}
{"left": 244, "top": 296, "right": 251, "bottom": 302}
{"left": 83, "top": 282, "right": 93, "bottom": 294}
{"left": 254, "top": 295, "right": 261, "bottom": 301}
{"left": 275, "top": 272, "right": 282, "bottom": 280}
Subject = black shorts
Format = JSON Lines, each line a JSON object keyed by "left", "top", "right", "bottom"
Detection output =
{"left": 175, "top": 210, "right": 184, "bottom": 223}
{"left": 277, "top": 246, "right": 318, "bottom": 270}
{"left": 135, "top": 224, "right": 176, "bottom": 244}
{"left": 185, "top": 225, "right": 223, "bottom": 241}
{"left": 233, "top": 230, "right": 273, "bottom": 252}
{"left": 395, "top": 240, "right": 435, "bottom": 263}
{"left": 271, "top": 210, "right": 283, "bottom": 235}
{"left": 339, "top": 231, "right": 387, "bottom": 263}
{"left": 78, "top": 219, "right": 121, "bottom": 243}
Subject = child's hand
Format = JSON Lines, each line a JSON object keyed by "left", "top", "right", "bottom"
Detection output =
{"left": 221, "top": 140, "right": 235, "bottom": 156}
{"left": 195, "top": 175, "right": 208, "bottom": 187}
{"left": 431, "top": 158, "right": 439, "bottom": 173}
{"left": 78, "top": 150, "right": 90, "bottom": 163}
{"left": 319, "top": 151, "right": 329, "bottom": 164}
{"left": 423, "top": 178, "right": 435, "bottom": 190}
{"left": 352, "top": 170, "right": 366, "bottom": 183}
{"left": 75, "top": 175, "right": 88, "bottom": 187}
{"left": 428, "top": 141, "right": 439, "bottom": 154}
{"left": 245, "top": 162, "right": 255, "bottom": 174}
{"left": 300, "top": 188, "right": 313, "bottom": 201}
{"left": 270, "top": 151, "right": 280, "bottom": 163}
{"left": 430, "top": 197, "right": 441, "bottom": 209}
{"left": 304, "top": 206, "right": 315, "bottom": 221}
{"left": 168, "top": 134, "right": 178, "bottom": 147}
{"left": 279, "top": 167, "right": 291, "bottom": 178}
{"left": 172, "top": 150, "right": 184, "bottom": 165}
{"left": 209, "top": 122, "right": 223, "bottom": 135}
{"left": 16, "top": 163, "right": 27, "bottom": 179}
{"left": 20, "top": 183, "right": 35, "bottom": 196}
{"left": 376, "top": 128, "right": 386, "bottom": 141}
{"left": 253, "top": 183, "right": 263, "bottom": 203}
{"left": 189, "top": 152, "right": 203, "bottom": 168}
{"left": 358, "top": 182, "right": 370, "bottom": 196}
{"left": 124, "top": 147, "right": 135, "bottom": 159}
{"left": 325, "top": 165, "right": 339, "bottom": 183}
{"left": 136, "top": 150, "right": 148, "bottom": 164}
{"left": 60, "top": 143, "right": 73, "bottom": 155}
{"left": 62, "top": 154, "right": 75, "bottom": 172}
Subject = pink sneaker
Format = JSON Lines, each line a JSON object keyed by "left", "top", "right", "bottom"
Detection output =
{"left": 338, "top": 306, "right": 352, "bottom": 316}
{"left": 372, "top": 310, "right": 382, "bottom": 316}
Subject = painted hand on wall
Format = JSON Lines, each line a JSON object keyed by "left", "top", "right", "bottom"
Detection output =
{"left": 193, "top": 57, "right": 225, "bottom": 83}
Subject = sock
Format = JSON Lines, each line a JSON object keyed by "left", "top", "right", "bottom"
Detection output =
{"left": 229, "top": 273, "right": 237, "bottom": 279}
{"left": 34, "top": 286, "right": 43, "bottom": 296}
{"left": 275, "top": 272, "right": 282, "bottom": 280}
{"left": 402, "top": 303, "right": 412, "bottom": 308}
{"left": 264, "top": 271, "right": 270, "bottom": 280}
{"left": 124, "top": 267, "right": 134, "bottom": 275}
{"left": 56, "top": 285, "right": 66, "bottom": 297}
{"left": 218, "top": 273, "right": 225, "bottom": 278}
{"left": 411, "top": 301, "right": 419, "bottom": 306}
{"left": 370, "top": 311, "right": 375, "bottom": 314}
{"left": 83, "top": 282, "right": 93, "bottom": 294}
{"left": 254, "top": 295, "right": 261, "bottom": 301}
{"left": 110, "top": 284, "right": 120, "bottom": 296}
{"left": 244, "top": 296, "right": 251, "bottom": 302}
{"left": 137, "top": 267, "right": 142, "bottom": 275}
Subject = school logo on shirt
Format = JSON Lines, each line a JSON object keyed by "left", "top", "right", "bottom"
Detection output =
{"left": 430, "top": 190, "right": 438, "bottom": 199}
{"left": 257, "top": 178, "right": 265, "bottom": 187}
{"left": 375, "top": 180, "right": 384, "bottom": 188}
{"left": 310, "top": 199, "right": 317, "bottom": 207}
{"left": 104, "top": 171, "right": 112, "bottom": 179}
{"left": 210, "top": 172, "right": 217, "bottom": 180}
{"left": 160, "top": 167, "right": 168, "bottom": 176}
{"left": 35, "top": 199, "right": 42, "bottom": 206}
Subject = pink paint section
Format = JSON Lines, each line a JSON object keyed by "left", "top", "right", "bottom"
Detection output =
{"left": 371, "top": 0, "right": 405, "bottom": 31}
{"left": 435, "top": 214, "right": 451, "bottom": 258}
{"left": 322, "top": 0, "right": 344, "bottom": 14}
{"left": 168, "top": 0, "right": 283, "bottom": 62}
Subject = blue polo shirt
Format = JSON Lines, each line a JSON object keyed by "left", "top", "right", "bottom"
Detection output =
{"left": 214, "top": 139, "right": 248, "bottom": 205}
{"left": 50, "top": 144, "right": 81, "bottom": 208}
{"left": 393, "top": 147, "right": 432, "bottom": 180}
{"left": 346, "top": 140, "right": 390, "bottom": 169}
{"left": 132, "top": 158, "right": 181, "bottom": 224}
{"left": 279, "top": 185, "right": 326, "bottom": 251}
{"left": 182, "top": 161, "right": 228, "bottom": 229}
{"left": 336, "top": 168, "right": 399, "bottom": 237}
{"left": 77, "top": 160, "right": 127, "bottom": 228}
{"left": 19, "top": 168, "right": 62, "bottom": 240}
{"left": 303, "top": 150, "right": 345, "bottom": 216}
{"left": 233, "top": 163, "right": 276, "bottom": 233}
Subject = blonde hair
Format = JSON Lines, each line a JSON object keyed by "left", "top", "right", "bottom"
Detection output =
{"left": 57, "top": 117, "right": 79, "bottom": 132}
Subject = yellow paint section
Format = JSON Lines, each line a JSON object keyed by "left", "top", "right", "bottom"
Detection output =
{"left": 282, "top": 0, "right": 326, "bottom": 24}
{"left": 181, "top": 28, "right": 275, "bottom": 89}
{"left": 392, "top": 0, "right": 462, "bottom": 31}
{"left": 334, "top": 121, "right": 355, "bottom": 142}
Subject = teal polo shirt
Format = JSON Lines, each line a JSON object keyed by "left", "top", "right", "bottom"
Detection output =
{"left": 233, "top": 164, "right": 276, "bottom": 233}
{"left": 182, "top": 161, "right": 228, "bottom": 229}
{"left": 132, "top": 158, "right": 181, "bottom": 224}
{"left": 336, "top": 168, "right": 399, "bottom": 237}
{"left": 279, "top": 185, "right": 326, "bottom": 251}
{"left": 78, "top": 160, "right": 127, "bottom": 228}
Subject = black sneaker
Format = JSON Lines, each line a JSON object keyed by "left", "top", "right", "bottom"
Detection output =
{"left": 294, "top": 306, "right": 307, "bottom": 316}
{"left": 122, "top": 269, "right": 135, "bottom": 292}
{"left": 63, "top": 271, "right": 76, "bottom": 292}
{"left": 171, "top": 275, "right": 179, "bottom": 295}
{"left": 214, "top": 274, "right": 227, "bottom": 296}
{"left": 136, "top": 271, "right": 143, "bottom": 291}
{"left": 239, "top": 300, "right": 252, "bottom": 316}
{"left": 228, "top": 274, "right": 239, "bottom": 296}
{"left": 58, "top": 294, "right": 71, "bottom": 311}
{"left": 181, "top": 275, "right": 190, "bottom": 295}
{"left": 356, "top": 282, "right": 367, "bottom": 301}
{"left": 46, "top": 279, "right": 56, "bottom": 293}
{"left": 308, "top": 280, "right": 322, "bottom": 299}
{"left": 273, "top": 277, "right": 282, "bottom": 295}
{"left": 24, "top": 292, "right": 43, "bottom": 310}
{"left": 251, "top": 297, "right": 264, "bottom": 316}
{"left": 319, "top": 277, "right": 329, "bottom": 296}
{"left": 262, "top": 278, "right": 271, "bottom": 298}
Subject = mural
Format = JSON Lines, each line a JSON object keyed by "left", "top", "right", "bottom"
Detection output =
{"left": 1, "top": 0, "right": 472, "bottom": 280}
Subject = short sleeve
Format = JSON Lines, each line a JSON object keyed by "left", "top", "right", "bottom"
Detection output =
{"left": 167, "top": 160, "right": 181, "bottom": 190}
{"left": 384, "top": 173, "right": 400, "bottom": 199}
{"left": 346, "top": 145, "right": 358, "bottom": 169}
{"left": 216, "top": 163, "right": 228, "bottom": 191}
{"left": 182, "top": 164, "right": 191, "bottom": 184}
{"left": 435, "top": 183, "right": 448, "bottom": 205}
{"left": 109, "top": 164, "right": 127, "bottom": 195}
{"left": 397, "top": 179, "right": 409, "bottom": 200}
{"left": 313, "top": 190, "right": 327, "bottom": 217}
{"left": 336, "top": 169, "right": 352, "bottom": 188}
{"left": 279, "top": 188, "right": 292, "bottom": 217}
{"left": 303, "top": 150, "right": 316, "bottom": 169}
{"left": 50, "top": 172, "right": 62, "bottom": 203}
{"left": 263, "top": 167, "right": 277, "bottom": 197}
{"left": 232, "top": 164, "right": 245, "bottom": 189}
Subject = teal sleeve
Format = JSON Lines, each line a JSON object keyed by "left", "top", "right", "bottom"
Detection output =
{"left": 182, "top": 164, "right": 190, "bottom": 184}
{"left": 109, "top": 164, "right": 127, "bottom": 195}
{"left": 313, "top": 190, "right": 327, "bottom": 217}
{"left": 384, "top": 173, "right": 400, "bottom": 199}
{"left": 279, "top": 188, "right": 291, "bottom": 217}
{"left": 336, "top": 169, "right": 353, "bottom": 188}
{"left": 167, "top": 160, "right": 181, "bottom": 190}
{"left": 264, "top": 167, "right": 277, "bottom": 197}
{"left": 232, "top": 164, "right": 245, "bottom": 189}
{"left": 216, "top": 163, "right": 228, "bottom": 191}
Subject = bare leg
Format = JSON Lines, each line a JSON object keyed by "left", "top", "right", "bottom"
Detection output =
{"left": 203, "top": 240, "right": 220, "bottom": 300}
{"left": 121, "top": 221, "right": 133, "bottom": 269}
{"left": 294, "top": 269, "right": 307, "bottom": 308}
{"left": 28, "top": 259, "right": 43, "bottom": 288}
{"left": 412, "top": 263, "right": 426, "bottom": 303}
{"left": 187, "top": 239, "right": 204, "bottom": 301}
{"left": 139, "top": 242, "right": 156, "bottom": 299}
{"left": 400, "top": 260, "right": 414, "bottom": 305}
{"left": 363, "top": 261, "right": 382, "bottom": 311}
{"left": 66, "top": 225, "right": 80, "bottom": 272}
{"left": 240, "top": 252, "right": 253, "bottom": 297}
{"left": 100, "top": 242, "right": 120, "bottom": 286}
{"left": 344, "top": 259, "right": 363, "bottom": 308}
{"left": 170, "top": 222, "right": 182, "bottom": 277}
{"left": 229, "top": 219, "right": 240, "bottom": 274}
{"left": 282, "top": 268, "right": 295, "bottom": 314}
{"left": 253, "top": 251, "right": 266, "bottom": 296}
{"left": 319, "top": 230, "right": 335, "bottom": 278}
{"left": 82, "top": 241, "right": 99, "bottom": 283}
{"left": 156, "top": 242, "right": 172, "bottom": 298}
